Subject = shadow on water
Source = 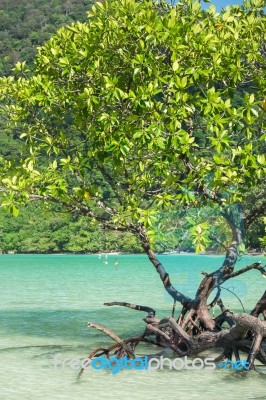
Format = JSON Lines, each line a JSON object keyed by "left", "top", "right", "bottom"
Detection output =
{"left": 0, "top": 307, "right": 156, "bottom": 341}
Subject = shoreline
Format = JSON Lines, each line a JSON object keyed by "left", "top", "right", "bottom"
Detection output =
{"left": 0, "top": 251, "right": 265, "bottom": 257}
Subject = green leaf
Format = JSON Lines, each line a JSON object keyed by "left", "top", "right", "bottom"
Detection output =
{"left": 257, "top": 154, "right": 265, "bottom": 165}
{"left": 172, "top": 60, "right": 179, "bottom": 72}
{"left": 12, "top": 206, "right": 19, "bottom": 217}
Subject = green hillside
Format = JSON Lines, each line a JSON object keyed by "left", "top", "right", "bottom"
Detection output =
{"left": 0, "top": 0, "right": 93, "bottom": 76}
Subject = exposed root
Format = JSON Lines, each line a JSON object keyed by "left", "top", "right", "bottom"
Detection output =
{"left": 80, "top": 298, "right": 266, "bottom": 378}
{"left": 251, "top": 290, "right": 266, "bottom": 319}
{"left": 88, "top": 322, "right": 135, "bottom": 358}
{"left": 80, "top": 251, "right": 266, "bottom": 377}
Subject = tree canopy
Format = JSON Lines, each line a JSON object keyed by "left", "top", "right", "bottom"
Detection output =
{"left": 0, "top": 0, "right": 265, "bottom": 251}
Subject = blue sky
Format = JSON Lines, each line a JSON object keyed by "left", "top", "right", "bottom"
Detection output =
{"left": 201, "top": 0, "right": 244, "bottom": 11}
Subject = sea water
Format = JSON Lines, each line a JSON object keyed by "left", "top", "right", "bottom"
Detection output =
{"left": 0, "top": 254, "right": 265, "bottom": 400}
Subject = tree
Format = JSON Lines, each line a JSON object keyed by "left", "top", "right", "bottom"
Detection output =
{"left": 0, "top": 0, "right": 266, "bottom": 371}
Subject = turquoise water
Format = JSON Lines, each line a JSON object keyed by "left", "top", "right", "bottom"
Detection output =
{"left": 0, "top": 254, "right": 265, "bottom": 400}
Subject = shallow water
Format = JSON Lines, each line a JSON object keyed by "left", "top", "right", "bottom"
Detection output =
{"left": 0, "top": 254, "right": 265, "bottom": 400}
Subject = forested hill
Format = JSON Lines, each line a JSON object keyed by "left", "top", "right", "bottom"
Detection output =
{"left": 0, "top": 1, "right": 265, "bottom": 254}
{"left": 0, "top": 0, "right": 94, "bottom": 76}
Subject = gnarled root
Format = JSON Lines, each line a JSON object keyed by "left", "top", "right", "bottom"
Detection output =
{"left": 80, "top": 267, "right": 266, "bottom": 377}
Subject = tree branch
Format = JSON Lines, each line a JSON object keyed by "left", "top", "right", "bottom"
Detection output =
{"left": 224, "top": 262, "right": 266, "bottom": 281}
{"left": 88, "top": 322, "right": 135, "bottom": 358}
{"left": 104, "top": 302, "right": 156, "bottom": 316}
